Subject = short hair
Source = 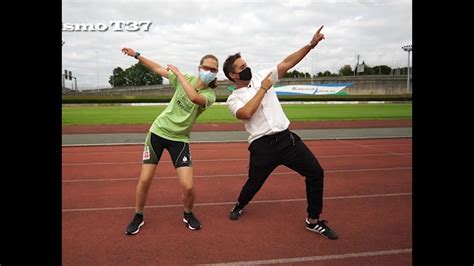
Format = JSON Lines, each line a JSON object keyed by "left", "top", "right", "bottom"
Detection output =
{"left": 223, "top": 52, "right": 241, "bottom": 82}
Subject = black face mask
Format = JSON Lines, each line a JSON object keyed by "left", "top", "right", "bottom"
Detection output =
{"left": 236, "top": 67, "right": 252, "bottom": 81}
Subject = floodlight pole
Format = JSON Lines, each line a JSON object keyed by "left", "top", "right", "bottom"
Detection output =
{"left": 355, "top": 54, "right": 359, "bottom": 76}
{"left": 96, "top": 51, "right": 99, "bottom": 92}
{"left": 62, "top": 41, "right": 65, "bottom": 90}
{"left": 402, "top": 45, "right": 412, "bottom": 94}
{"left": 73, "top": 77, "right": 78, "bottom": 91}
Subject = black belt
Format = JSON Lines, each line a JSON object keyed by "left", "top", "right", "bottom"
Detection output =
{"left": 257, "top": 129, "right": 289, "bottom": 140}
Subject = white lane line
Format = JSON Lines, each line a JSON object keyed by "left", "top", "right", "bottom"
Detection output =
{"left": 62, "top": 192, "right": 412, "bottom": 212}
{"left": 62, "top": 153, "right": 412, "bottom": 166}
{"left": 61, "top": 143, "right": 412, "bottom": 155}
{"left": 336, "top": 139, "right": 412, "bottom": 158}
{"left": 61, "top": 135, "right": 412, "bottom": 147}
{"left": 62, "top": 167, "right": 412, "bottom": 183}
{"left": 198, "top": 248, "right": 412, "bottom": 265}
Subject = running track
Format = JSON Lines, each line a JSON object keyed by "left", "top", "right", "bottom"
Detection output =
{"left": 62, "top": 138, "right": 412, "bottom": 265}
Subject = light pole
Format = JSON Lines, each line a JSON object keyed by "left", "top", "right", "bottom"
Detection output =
{"left": 304, "top": 57, "right": 307, "bottom": 79}
{"left": 96, "top": 51, "right": 99, "bottom": 92}
{"left": 402, "top": 45, "right": 412, "bottom": 94}
{"left": 354, "top": 54, "right": 358, "bottom": 76}
{"left": 378, "top": 53, "right": 382, "bottom": 75}
{"left": 354, "top": 54, "right": 360, "bottom": 76}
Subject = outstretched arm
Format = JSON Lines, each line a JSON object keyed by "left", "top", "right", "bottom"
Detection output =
{"left": 277, "top": 25, "right": 325, "bottom": 79}
{"left": 121, "top": 47, "right": 169, "bottom": 78}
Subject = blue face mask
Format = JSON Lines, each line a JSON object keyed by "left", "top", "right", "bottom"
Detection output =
{"left": 199, "top": 70, "right": 217, "bottom": 85}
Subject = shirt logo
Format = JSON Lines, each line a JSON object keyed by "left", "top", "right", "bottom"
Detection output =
{"left": 182, "top": 156, "right": 188, "bottom": 162}
{"left": 176, "top": 96, "right": 193, "bottom": 113}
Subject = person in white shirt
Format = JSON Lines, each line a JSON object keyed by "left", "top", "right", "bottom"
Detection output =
{"left": 223, "top": 25, "right": 337, "bottom": 240}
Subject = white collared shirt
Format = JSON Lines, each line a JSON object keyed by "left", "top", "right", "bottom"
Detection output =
{"left": 226, "top": 66, "right": 290, "bottom": 143}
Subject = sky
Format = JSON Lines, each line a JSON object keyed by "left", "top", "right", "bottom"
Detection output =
{"left": 62, "top": 0, "right": 412, "bottom": 90}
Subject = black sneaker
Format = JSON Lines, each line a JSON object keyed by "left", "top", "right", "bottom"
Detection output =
{"left": 183, "top": 212, "right": 202, "bottom": 230}
{"left": 229, "top": 203, "right": 244, "bottom": 220}
{"left": 125, "top": 213, "right": 144, "bottom": 235}
{"left": 305, "top": 218, "right": 338, "bottom": 240}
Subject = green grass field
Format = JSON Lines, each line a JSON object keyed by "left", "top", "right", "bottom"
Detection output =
{"left": 62, "top": 103, "right": 412, "bottom": 125}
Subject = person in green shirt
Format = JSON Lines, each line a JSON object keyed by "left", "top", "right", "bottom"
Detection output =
{"left": 121, "top": 47, "right": 218, "bottom": 234}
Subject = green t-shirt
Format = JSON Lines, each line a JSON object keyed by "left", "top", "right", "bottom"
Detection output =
{"left": 149, "top": 70, "right": 216, "bottom": 143}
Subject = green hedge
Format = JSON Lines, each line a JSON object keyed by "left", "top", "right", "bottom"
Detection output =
{"left": 62, "top": 94, "right": 412, "bottom": 104}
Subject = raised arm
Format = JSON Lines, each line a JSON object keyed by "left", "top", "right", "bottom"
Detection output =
{"left": 277, "top": 25, "right": 325, "bottom": 79}
{"left": 121, "top": 47, "right": 169, "bottom": 78}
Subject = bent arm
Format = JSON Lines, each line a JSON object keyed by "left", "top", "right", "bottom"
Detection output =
{"left": 167, "top": 65, "right": 207, "bottom": 107}
{"left": 235, "top": 73, "right": 273, "bottom": 120}
{"left": 235, "top": 89, "right": 267, "bottom": 120}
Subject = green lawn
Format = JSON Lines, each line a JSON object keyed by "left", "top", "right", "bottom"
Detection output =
{"left": 62, "top": 103, "right": 412, "bottom": 125}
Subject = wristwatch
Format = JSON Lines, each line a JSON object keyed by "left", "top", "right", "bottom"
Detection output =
{"left": 134, "top": 52, "right": 141, "bottom": 59}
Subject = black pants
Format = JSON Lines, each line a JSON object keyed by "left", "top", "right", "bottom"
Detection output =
{"left": 237, "top": 129, "right": 324, "bottom": 219}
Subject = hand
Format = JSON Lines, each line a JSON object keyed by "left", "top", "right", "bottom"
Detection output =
{"left": 166, "top": 64, "right": 181, "bottom": 75}
{"left": 309, "top": 25, "right": 325, "bottom": 48}
{"left": 121, "top": 47, "right": 136, "bottom": 57}
{"left": 260, "top": 72, "right": 273, "bottom": 92}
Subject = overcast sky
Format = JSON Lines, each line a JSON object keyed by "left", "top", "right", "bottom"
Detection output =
{"left": 62, "top": 0, "right": 412, "bottom": 90}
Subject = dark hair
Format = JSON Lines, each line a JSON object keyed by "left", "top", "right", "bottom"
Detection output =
{"left": 223, "top": 52, "right": 241, "bottom": 82}
{"left": 200, "top": 54, "right": 218, "bottom": 88}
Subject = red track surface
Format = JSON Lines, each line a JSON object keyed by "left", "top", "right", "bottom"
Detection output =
{"left": 62, "top": 119, "right": 412, "bottom": 134}
{"left": 62, "top": 138, "right": 412, "bottom": 265}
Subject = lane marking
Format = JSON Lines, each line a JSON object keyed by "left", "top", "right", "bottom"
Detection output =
{"left": 62, "top": 167, "right": 412, "bottom": 183}
{"left": 61, "top": 143, "right": 412, "bottom": 154}
{"left": 62, "top": 153, "right": 412, "bottom": 166}
{"left": 198, "top": 248, "right": 412, "bottom": 265}
{"left": 62, "top": 192, "right": 412, "bottom": 212}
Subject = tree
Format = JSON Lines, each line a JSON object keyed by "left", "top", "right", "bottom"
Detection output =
{"left": 283, "top": 70, "right": 312, "bottom": 78}
{"left": 338, "top": 65, "right": 353, "bottom": 76}
{"left": 372, "top": 65, "right": 392, "bottom": 75}
{"left": 109, "top": 63, "right": 163, "bottom": 87}
{"left": 283, "top": 70, "right": 297, "bottom": 78}
{"left": 109, "top": 67, "right": 127, "bottom": 87}
{"left": 362, "top": 65, "right": 374, "bottom": 75}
